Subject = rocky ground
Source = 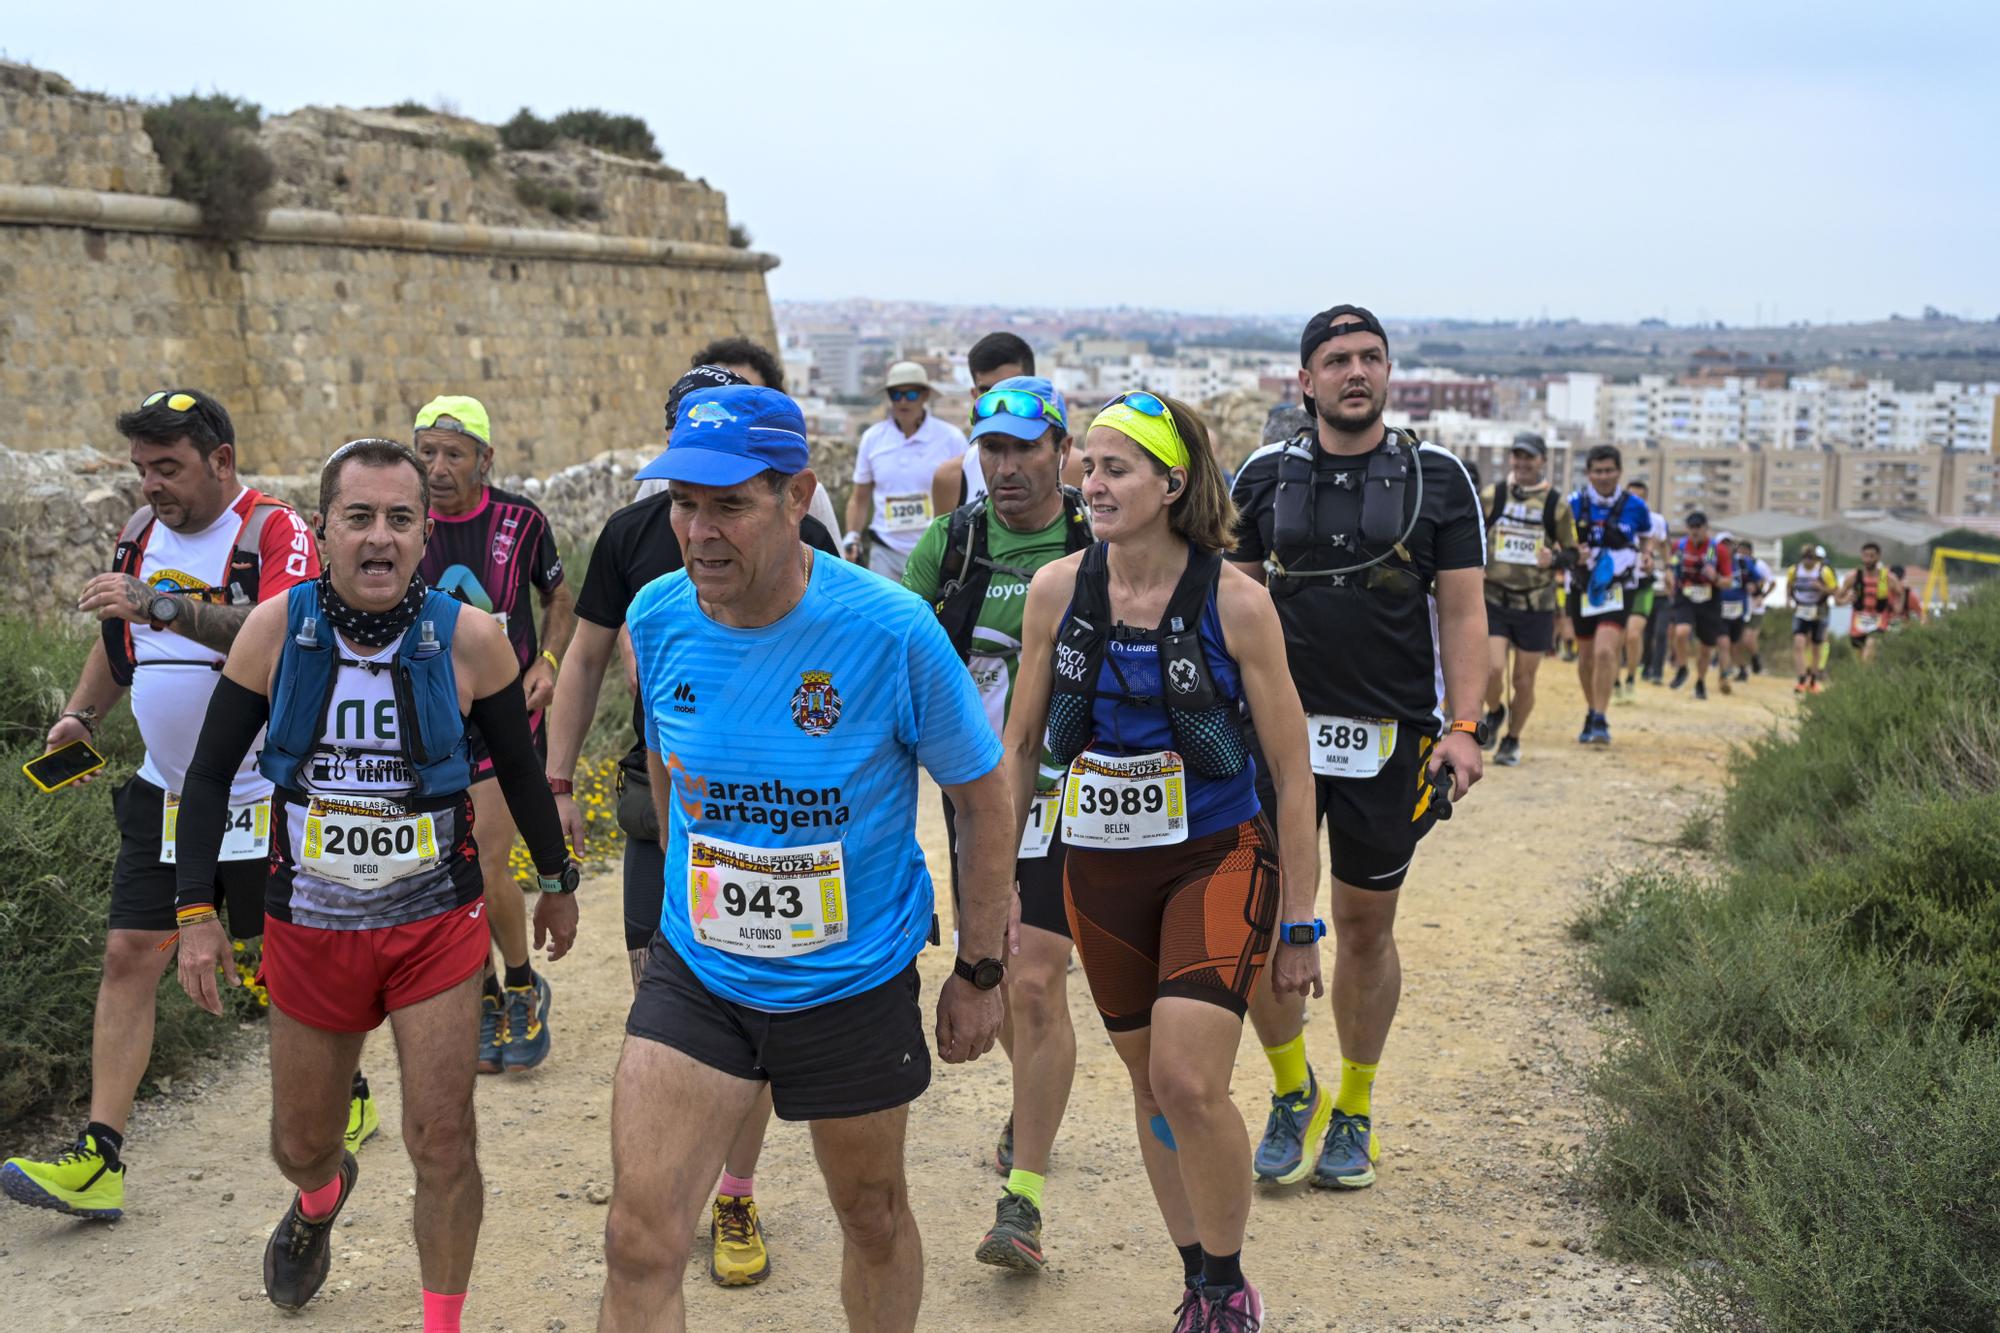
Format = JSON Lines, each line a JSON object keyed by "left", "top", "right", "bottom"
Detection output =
{"left": 0, "top": 662, "right": 1793, "bottom": 1331}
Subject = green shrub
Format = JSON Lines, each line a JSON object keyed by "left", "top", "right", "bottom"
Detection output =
{"left": 499, "top": 107, "right": 558, "bottom": 151}
{"left": 388, "top": 100, "right": 430, "bottom": 117}
{"left": 513, "top": 178, "right": 600, "bottom": 220}
{"left": 0, "top": 619, "right": 238, "bottom": 1127}
{"left": 550, "top": 108, "right": 662, "bottom": 161}
{"left": 448, "top": 136, "right": 495, "bottom": 173}
{"left": 728, "top": 222, "right": 753, "bottom": 249}
{"left": 141, "top": 93, "right": 276, "bottom": 242}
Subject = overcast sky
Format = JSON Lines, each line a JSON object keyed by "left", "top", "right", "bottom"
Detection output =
{"left": 8, "top": 1, "right": 1995, "bottom": 323}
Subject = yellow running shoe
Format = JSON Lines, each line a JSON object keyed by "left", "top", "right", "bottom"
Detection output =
{"left": 710, "top": 1194, "right": 771, "bottom": 1287}
{"left": 2, "top": 1135, "right": 125, "bottom": 1219}
{"left": 345, "top": 1088, "right": 380, "bottom": 1153}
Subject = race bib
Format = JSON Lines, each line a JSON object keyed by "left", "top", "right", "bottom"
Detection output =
{"left": 1795, "top": 602, "right": 1823, "bottom": 622}
{"left": 688, "top": 833, "right": 847, "bottom": 958}
{"left": 1855, "top": 612, "right": 1881, "bottom": 634}
{"left": 1721, "top": 600, "right": 1746, "bottom": 621}
{"left": 1495, "top": 526, "right": 1541, "bottom": 566}
{"left": 161, "top": 794, "right": 270, "bottom": 865}
{"left": 301, "top": 797, "right": 439, "bottom": 890}
{"left": 1683, "top": 584, "right": 1713, "bottom": 604}
{"left": 1307, "top": 715, "right": 1398, "bottom": 779}
{"left": 1580, "top": 584, "right": 1624, "bottom": 616}
{"left": 880, "top": 493, "right": 933, "bottom": 533}
{"left": 1018, "top": 790, "right": 1059, "bottom": 860}
{"left": 1062, "top": 750, "right": 1188, "bottom": 850}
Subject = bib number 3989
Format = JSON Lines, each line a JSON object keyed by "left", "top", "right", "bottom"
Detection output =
{"left": 1307, "top": 715, "right": 1398, "bottom": 779}
{"left": 689, "top": 833, "right": 847, "bottom": 957}
{"left": 1062, "top": 750, "right": 1187, "bottom": 849}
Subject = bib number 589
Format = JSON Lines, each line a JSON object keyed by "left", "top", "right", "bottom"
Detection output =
{"left": 1315, "top": 722, "right": 1369, "bottom": 751}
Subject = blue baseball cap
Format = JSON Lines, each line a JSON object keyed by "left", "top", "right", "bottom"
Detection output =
{"left": 969, "top": 375, "right": 1068, "bottom": 444}
{"left": 635, "top": 385, "right": 810, "bottom": 485}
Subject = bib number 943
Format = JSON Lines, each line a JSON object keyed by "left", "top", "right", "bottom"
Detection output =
{"left": 689, "top": 833, "right": 848, "bottom": 957}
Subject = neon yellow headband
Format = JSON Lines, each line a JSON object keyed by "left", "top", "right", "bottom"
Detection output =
{"left": 1090, "top": 399, "right": 1189, "bottom": 471}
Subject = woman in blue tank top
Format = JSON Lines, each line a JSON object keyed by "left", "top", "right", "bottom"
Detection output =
{"left": 1004, "top": 392, "right": 1322, "bottom": 1326}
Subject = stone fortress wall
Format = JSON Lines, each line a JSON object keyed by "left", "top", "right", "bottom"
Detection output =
{"left": 0, "top": 62, "right": 782, "bottom": 619}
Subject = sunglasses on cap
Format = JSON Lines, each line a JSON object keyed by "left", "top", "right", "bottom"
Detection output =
{"left": 142, "top": 390, "right": 198, "bottom": 412}
{"left": 886, "top": 387, "right": 925, "bottom": 403}
{"left": 1108, "top": 390, "right": 1175, "bottom": 423}
{"left": 973, "top": 388, "right": 1065, "bottom": 431}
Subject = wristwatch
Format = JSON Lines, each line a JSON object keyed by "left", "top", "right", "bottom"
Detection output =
{"left": 954, "top": 955, "right": 1006, "bottom": 990}
{"left": 1452, "top": 718, "right": 1486, "bottom": 746}
{"left": 1278, "top": 919, "right": 1326, "bottom": 947}
{"left": 147, "top": 591, "right": 181, "bottom": 628}
{"left": 537, "top": 861, "right": 581, "bottom": 895}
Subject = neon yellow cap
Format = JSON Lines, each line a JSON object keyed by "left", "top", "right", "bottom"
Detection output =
{"left": 413, "top": 395, "right": 491, "bottom": 447}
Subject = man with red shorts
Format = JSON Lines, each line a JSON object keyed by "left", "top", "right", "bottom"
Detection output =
{"left": 171, "top": 439, "right": 578, "bottom": 1331}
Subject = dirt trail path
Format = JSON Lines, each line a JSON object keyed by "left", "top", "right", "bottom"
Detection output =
{"left": 2, "top": 664, "right": 1794, "bottom": 1332}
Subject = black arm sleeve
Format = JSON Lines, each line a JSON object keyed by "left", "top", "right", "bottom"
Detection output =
{"left": 468, "top": 678, "right": 569, "bottom": 878}
{"left": 174, "top": 676, "right": 270, "bottom": 913}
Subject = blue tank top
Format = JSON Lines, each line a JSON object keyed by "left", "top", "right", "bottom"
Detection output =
{"left": 1078, "top": 589, "right": 1260, "bottom": 839}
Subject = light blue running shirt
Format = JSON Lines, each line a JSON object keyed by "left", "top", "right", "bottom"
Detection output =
{"left": 627, "top": 552, "right": 1001, "bottom": 1012}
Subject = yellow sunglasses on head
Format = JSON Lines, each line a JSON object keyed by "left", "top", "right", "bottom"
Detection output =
{"left": 142, "top": 390, "right": 197, "bottom": 412}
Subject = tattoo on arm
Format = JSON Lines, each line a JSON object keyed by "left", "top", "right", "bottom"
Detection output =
{"left": 174, "top": 599, "right": 255, "bottom": 653}
{"left": 119, "top": 575, "right": 151, "bottom": 616}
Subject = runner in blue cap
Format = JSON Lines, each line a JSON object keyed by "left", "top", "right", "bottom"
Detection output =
{"left": 598, "top": 385, "right": 1019, "bottom": 1332}
{"left": 901, "top": 375, "right": 1094, "bottom": 1273}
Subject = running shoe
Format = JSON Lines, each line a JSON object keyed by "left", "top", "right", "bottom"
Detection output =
{"left": 1, "top": 1134, "right": 124, "bottom": 1219}
{"left": 1751, "top": 653, "right": 1764, "bottom": 674}
{"left": 994, "top": 1114, "right": 1015, "bottom": 1176}
{"left": 264, "top": 1150, "right": 357, "bottom": 1310}
{"left": 1576, "top": 712, "right": 1596, "bottom": 744}
{"left": 974, "top": 1191, "right": 1045, "bottom": 1272}
{"left": 1718, "top": 674, "right": 1733, "bottom": 696}
{"left": 1670, "top": 665, "right": 1689, "bottom": 690}
{"left": 1252, "top": 1067, "right": 1331, "bottom": 1185}
{"left": 1795, "top": 676, "right": 1810, "bottom": 694}
{"left": 1589, "top": 714, "right": 1613, "bottom": 746}
{"left": 1171, "top": 1281, "right": 1206, "bottom": 1333}
{"left": 1736, "top": 665, "right": 1750, "bottom": 683}
{"left": 1203, "top": 1279, "right": 1266, "bottom": 1330}
{"left": 1809, "top": 678, "right": 1825, "bottom": 694}
{"left": 477, "top": 991, "right": 507, "bottom": 1075}
{"left": 1481, "top": 706, "right": 1505, "bottom": 748}
{"left": 1694, "top": 680, "right": 1708, "bottom": 701}
{"left": 709, "top": 1194, "right": 771, "bottom": 1286}
{"left": 1311, "top": 1111, "right": 1379, "bottom": 1190}
{"left": 501, "top": 974, "right": 552, "bottom": 1072}
{"left": 1493, "top": 735, "right": 1521, "bottom": 767}
{"left": 344, "top": 1087, "right": 379, "bottom": 1153}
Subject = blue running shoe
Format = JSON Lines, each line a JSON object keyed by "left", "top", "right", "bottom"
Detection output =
{"left": 1577, "top": 712, "right": 1596, "bottom": 744}
{"left": 501, "top": 974, "right": 551, "bottom": 1072}
{"left": 1311, "top": 1111, "right": 1379, "bottom": 1190}
{"left": 1252, "top": 1068, "right": 1332, "bottom": 1185}
{"left": 1591, "top": 715, "right": 1613, "bottom": 746}
{"left": 477, "top": 992, "right": 507, "bottom": 1075}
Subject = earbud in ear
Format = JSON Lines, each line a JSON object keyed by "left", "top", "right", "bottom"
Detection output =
{"left": 1166, "top": 475, "right": 1182, "bottom": 495}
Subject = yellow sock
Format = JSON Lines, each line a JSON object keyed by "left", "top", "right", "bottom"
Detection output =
{"left": 1815, "top": 641, "right": 1830, "bottom": 670}
{"left": 1333, "top": 1058, "right": 1378, "bottom": 1118}
{"left": 1263, "top": 1034, "right": 1310, "bottom": 1097}
{"left": 1005, "top": 1168, "right": 1045, "bottom": 1211}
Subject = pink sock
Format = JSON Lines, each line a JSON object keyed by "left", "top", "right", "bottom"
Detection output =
{"left": 422, "top": 1289, "right": 466, "bottom": 1333}
{"left": 297, "top": 1174, "right": 344, "bottom": 1221}
{"left": 718, "top": 1170, "right": 754, "bottom": 1199}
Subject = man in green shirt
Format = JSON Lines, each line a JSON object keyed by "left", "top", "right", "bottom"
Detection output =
{"left": 902, "top": 375, "right": 1089, "bottom": 1275}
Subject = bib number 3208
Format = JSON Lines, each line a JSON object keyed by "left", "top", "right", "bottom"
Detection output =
{"left": 1062, "top": 750, "right": 1187, "bottom": 849}
{"left": 689, "top": 833, "right": 848, "bottom": 957}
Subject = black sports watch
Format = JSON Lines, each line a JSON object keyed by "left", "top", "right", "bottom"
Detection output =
{"left": 1279, "top": 919, "right": 1326, "bottom": 947}
{"left": 954, "top": 955, "right": 1006, "bottom": 990}
{"left": 147, "top": 591, "right": 181, "bottom": 627}
{"left": 537, "top": 861, "right": 581, "bottom": 896}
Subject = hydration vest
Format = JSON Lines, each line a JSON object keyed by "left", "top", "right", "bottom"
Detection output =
{"left": 260, "top": 581, "right": 473, "bottom": 796}
{"left": 102, "top": 490, "right": 297, "bottom": 686}
{"left": 1855, "top": 567, "right": 1891, "bottom": 613}
{"left": 1484, "top": 481, "right": 1562, "bottom": 544}
{"left": 1569, "top": 489, "right": 1638, "bottom": 551}
{"left": 931, "top": 487, "right": 1092, "bottom": 661}
{"left": 1673, "top": 537, "right": 1716, "bottom": 583}
{"left": 1792, "top": 563, "right": 1830, "bottom": 606}
{"left": 1044, "top": 542, "right": 1249, "bottom": 780}
{"left": 1263, "top": 428, "right": 1427, "bottom": 596}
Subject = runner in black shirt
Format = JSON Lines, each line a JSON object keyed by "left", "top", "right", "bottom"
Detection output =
{"left": 542, "top": 368, "right": 838, "bottom": 1292}
{"left": 1227, "top": 305, "right": 1488, "bottom": 1195}
{"left": 414, "top": 396, "right": 575, "bottom": 1078}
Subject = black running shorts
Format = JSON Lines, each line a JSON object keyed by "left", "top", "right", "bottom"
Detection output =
{"left": 1672, "top": 596, "right": 1723, "bottom": 646}
{"left": 626, "top": 934, "right": 931, "bottom": 1122}
{"left": 1485, "top": 599, "right": 1555, "bottom": 654}
{"left": 942, "top": 794, "right": 1071, "bottom": 939}
{"left": 1249, "top": 724, "right": 1440, "bottom": 892}
{"left": 110, "top": 776, "right": 265, "bottom": 936}
{"left": 1792, "top": 615, "right": 1828, "bottom": 644}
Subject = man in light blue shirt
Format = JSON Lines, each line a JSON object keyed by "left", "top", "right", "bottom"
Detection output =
{"left": 600, "top": 385, "right": 1016, "bottom": 1333}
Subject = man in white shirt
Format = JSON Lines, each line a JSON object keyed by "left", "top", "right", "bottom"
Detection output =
{"left": 844, "top": 361, "right": 967, "bottom": 581}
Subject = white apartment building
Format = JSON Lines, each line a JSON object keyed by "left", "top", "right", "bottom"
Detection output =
{"left": 1555, "top": 373, "right": 1999, "bottom": 453}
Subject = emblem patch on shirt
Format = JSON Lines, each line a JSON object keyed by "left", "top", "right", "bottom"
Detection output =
{"left": 790, "top": 670, "right": 843, "bottom": 737}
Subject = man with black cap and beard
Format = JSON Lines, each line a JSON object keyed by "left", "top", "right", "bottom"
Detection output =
{"left": 1226, "top": 305, "right": 1488, "bottom": 1194}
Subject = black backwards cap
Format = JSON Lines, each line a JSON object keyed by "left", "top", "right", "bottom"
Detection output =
{"left": 663, "top": 364, "right": 751, "bottom": 434}
{"left": 1300, "top": 304, "right": 1389, "bottom": 365}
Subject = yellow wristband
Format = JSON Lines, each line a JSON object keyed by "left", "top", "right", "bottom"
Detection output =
{"left": 175, "top": 905, "right": 219, "bottom": 925}
{"left": 540, "top": 650, "right": 560, "bottom": 675}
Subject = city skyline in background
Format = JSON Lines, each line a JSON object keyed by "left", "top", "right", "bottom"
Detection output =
{"left": 4, "top": 0, "right": 1996, "bottom": 323}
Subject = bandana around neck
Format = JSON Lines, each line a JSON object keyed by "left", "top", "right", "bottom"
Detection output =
{"left": 320, "top": 572, "right": 427, "bottom": 650}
